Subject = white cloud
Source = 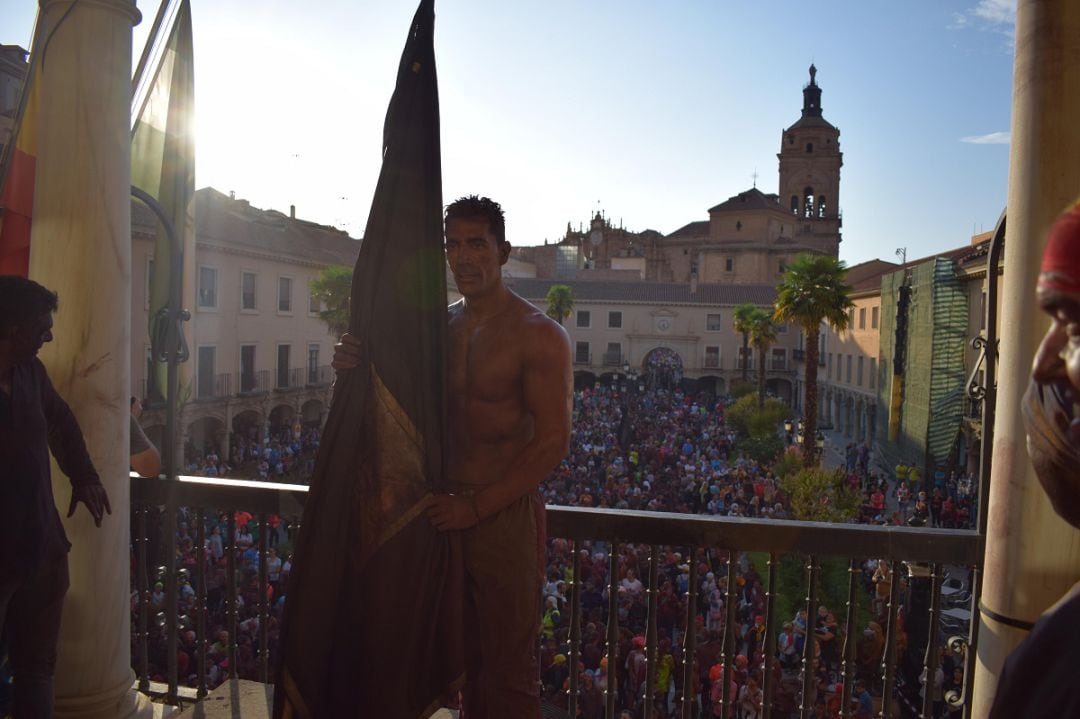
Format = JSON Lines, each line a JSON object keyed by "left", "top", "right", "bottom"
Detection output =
{"left": 960, "top": 131, "right": 1010, "bottom": 145}
{"left": 950, "top": 0, "right": 1016, "bottom": 46}
{"left": 971, "top": 0, "right": 1017, "bottom": 26}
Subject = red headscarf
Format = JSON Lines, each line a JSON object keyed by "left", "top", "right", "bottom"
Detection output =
{"left": 1038, "top": 198, "right": 1080, "bottom": 294}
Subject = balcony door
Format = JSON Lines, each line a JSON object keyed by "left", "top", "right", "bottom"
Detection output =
{"left": 277, "top": 344, "right": 291, "bottom": 389}
{"left": 240, "top": 345, "right": 256, "bottom": 392}
{"left": 197, "top": 346, "right": 215, "bottom": 398}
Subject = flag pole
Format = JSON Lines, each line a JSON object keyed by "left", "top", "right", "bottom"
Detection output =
{"left": 132, "top": 0, "right": 174, "bottom": 100}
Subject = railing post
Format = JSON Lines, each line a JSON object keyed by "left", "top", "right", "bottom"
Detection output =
{"left": 800, "top": 555, "right": 819, "bottom": 719}
{"left": 196, "top": 507, "right": 208, "bottom": 698}
{"left": 921, "top": 563, "right": 943, "bottom": 719}
{"left": 840, "top": 558, "right": 859, "bottom": 719}
{"left": 606, "top": 545, "right": 620, "bottom": 719}
{"left": 226, "top": 509, "right": 237, "bottom": 678}
{"left": 165, "top": 481, "right": 179, "bottom": 704}
{"left": 880, "top": 559, "right": 903, "bottom": 719}
{"left": 258, "top": 512, "right": 270, "bottom": 684}
{"left": 644, "top": 544, "right": 660, "bottom": 719}
{"left": 568, "top": 542, "right": 582, "bottom": 719}
{"left": 761, "top": 552, "right": 779, "bottom": 719}
{"left": 135, "top": 502, "right": 150, "bottom": 693}
{"left": 681, "top": 550, "right": 700, "bottom": 719}
{"left": 722, "top": 553, "right": 738, "bottom": 719}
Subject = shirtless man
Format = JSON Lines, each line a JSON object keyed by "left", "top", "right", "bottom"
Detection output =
{"left": 334, "top": 196, "right": 572, "bottom": 717}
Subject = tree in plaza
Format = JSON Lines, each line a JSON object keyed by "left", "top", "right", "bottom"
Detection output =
{"left": 310, "top": 265, "right": 353, "bottom": 337}
{"left": 773, "top": 254, "right": 853, "bottom": 465}
{"left": 545, "top": 283, "right": 575, "bottom": 326}
{"left": 748, "top": 309, "right": 779, "bottom": 409}
{"left": 732, "top": 303, "right": 758, "bottom": 383}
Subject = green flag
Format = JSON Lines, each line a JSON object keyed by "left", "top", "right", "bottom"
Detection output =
{"left": 131, "top": 0, "right": 195, "bottom": 402}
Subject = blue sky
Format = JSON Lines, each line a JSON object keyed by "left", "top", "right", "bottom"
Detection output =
{"left": 2, "top": 0, "right": 1015, "bottom": 267}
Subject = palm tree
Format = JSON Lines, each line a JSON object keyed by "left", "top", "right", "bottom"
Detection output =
{"left": 310, "top": 265, "right": 353, "bottom": 337}
{"left": 748, "top": 309, "right": 779, "bottom": 409}
{"left": 544, "top": 284, "right": 574, "bottom": 326}
{"left": 732, "top": 303, "right": 758, "bottom": 383}
{"left": 774, "top": 254, "right": 854, "bottom": 465}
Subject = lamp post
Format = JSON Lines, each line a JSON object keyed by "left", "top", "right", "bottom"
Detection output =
{"left": 815, "top": 431, "right": 825, "bottom": 455}
{"left": 784, "top": 419, "right": 794, "bottom": 445}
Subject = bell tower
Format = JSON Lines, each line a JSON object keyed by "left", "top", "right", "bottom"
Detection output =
{"left": 777, "top": 64, "right": 842, "bottom": 255}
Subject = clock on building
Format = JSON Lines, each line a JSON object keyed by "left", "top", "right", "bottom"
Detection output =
{"left": 655, "top": 317, "right": 672, "bottom": 333}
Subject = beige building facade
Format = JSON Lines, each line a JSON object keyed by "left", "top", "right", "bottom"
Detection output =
{"left": 507, "top": 277, "right": 800, "bottom": 403}
{"left": 132, "top": 187, "right": 361, "bottom": 461}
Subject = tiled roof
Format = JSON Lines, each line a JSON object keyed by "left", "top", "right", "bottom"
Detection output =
{"left": 845, "top": 259, "right": 901, "bottom": 292}
{"left": 506, "top": 278, "right": 778, "bottom": 306}
{"left": 133, "top": 187, "right": 362, "bottom": 267}
{"left": 708, "top": 187, "right": 782, "bottom": 214}
{"left": 785, "top": 115, "right": 838, "bottom": 132}
{"left": 666, "top": 220, "right": 709, "bottom": 240}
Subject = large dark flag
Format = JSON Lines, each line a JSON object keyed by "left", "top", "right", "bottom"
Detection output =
{"left": 274, "top": 1, "right": 463, "bottom": 717}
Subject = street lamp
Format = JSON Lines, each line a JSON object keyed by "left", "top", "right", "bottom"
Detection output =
{"left": 784, "top": 419, "right": 793, "bottom": 433}
{"left": 815, "top": 431, "right": 825, "bottom": 452}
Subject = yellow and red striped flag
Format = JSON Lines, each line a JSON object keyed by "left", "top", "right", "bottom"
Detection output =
{"left": 0, "top": 21, "right": 43, "bottom": 277}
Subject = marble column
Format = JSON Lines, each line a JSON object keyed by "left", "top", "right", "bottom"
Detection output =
{"left": 972, "top": 1, "right": 1080, "bottom": 715}
{"left": 28, "top": 1, "right": 152, "bottom": 717}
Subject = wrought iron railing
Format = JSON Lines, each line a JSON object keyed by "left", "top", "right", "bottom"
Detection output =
{"left": 131, "top": 475, "right": 985, "bottom": 718}
{"left": 574, "top": 352, "right": 592, "bottom": 366}
{"left": 195, "top": 372, "right": 231, "bottom": 400}
{"left": 602, "top": 352, "right": 624, "bottom": 366}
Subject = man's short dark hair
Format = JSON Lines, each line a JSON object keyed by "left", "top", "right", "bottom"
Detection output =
{"left": 445, "top": 195, "right": 506, "bottom": 245}
{"left": 0, "top": 275, "right": 58, "bottom": 335}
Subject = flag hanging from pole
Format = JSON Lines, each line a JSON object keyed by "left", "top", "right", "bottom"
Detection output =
{"left": 0, "top": 20, "right": 43, "bottom": 277}
{"left": 274, "top": 1, "right": 464, "bottom": 717}
{"left": 131, "top": 0, "right": 195, "bottom": 402}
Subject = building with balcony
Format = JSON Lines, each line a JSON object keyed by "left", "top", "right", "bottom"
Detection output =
{"left": 0, "top": 44, "right": 28, "bottom": 161}
{"left": 131, "top": 187, "right": 361, "bottom": 461}
{"left": 508, "top": 277, "right": 799, "bottom": 402}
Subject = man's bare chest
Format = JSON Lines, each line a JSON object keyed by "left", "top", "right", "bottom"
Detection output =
{"left": 447, "top": 319, "right": 522, "bottom": 401}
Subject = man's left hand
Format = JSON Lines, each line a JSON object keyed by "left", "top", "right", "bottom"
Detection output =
{"left": 68, "top": 483, "right": 112, "bottom": 527}
{"left": 427, "top": 494, "right": 478, "bottom": 531}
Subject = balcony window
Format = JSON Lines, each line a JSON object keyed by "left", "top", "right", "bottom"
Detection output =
{"left": 308, "top": 344, "right": 320, "bottom": 383}
{"left": 241, "top": 272, "right": 257, "bottom": 310}
{"left": 576, "top": 310, "right": 591, "bottom": 329}
{"left": 278, "top": 276, "right": 293, "bottom": 313}
{"left": 706, "top": 313, "right": 722, "bottom": 332}
{"left": 309, "top": 284, "right": 320, "bottom": 314}
{"left": 604, "top": 342, "right": 622, "bottom": 365}
{"left": 870, "top": 357, "right": 877, "bottom": 389}
{"left": 277, "top": 344, "right": 291, "bottom": 388}
{"left": 872, "top": 306, "right": 879, "bottom": 330}
{"left": 574, "top": 341, "right": 590, "bottom": 364}
{"left": 705, "top": 346, "right": 720, "bottom": 368}
{"left": 859, "top": 307, "right": 866, "bottom": 330}
{"left": 240, "top": 345, "right": 257, "bottom": 392}
{"left": 771, "top": 348, "right": 786, "bottom": 370}
{"left": 608, "top": 311, "right": 622, "bottom": 329}
{"left": 857, "top": 355, "right": 864, "bottom": 386}
{"left": 198, "top": 267, "right": 217, "bottom": 309}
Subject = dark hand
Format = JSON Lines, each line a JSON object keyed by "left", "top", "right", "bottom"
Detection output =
{"left": 331, "top": 333, "right": 363, "bottom": 371}
{"left": 427, "top": 494, "right": 478, "bottom": 531}
{"left": 68, "top": 483, "right": 112, "bottom": 527}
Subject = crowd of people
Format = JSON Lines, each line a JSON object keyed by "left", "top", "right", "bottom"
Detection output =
{"left": 136, "top": 383, "right": 968, "bottom": 717}
{"left": 182, "top": 424, "right": 321, "bottom": 483}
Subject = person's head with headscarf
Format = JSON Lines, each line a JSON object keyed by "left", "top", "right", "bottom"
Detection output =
{"left": 1026, "top": 197, "right": 1080, "bottom": 528}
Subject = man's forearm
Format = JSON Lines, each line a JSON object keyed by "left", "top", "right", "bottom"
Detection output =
{"left": 473, "top": 433, "right": 567, "bottom": 520}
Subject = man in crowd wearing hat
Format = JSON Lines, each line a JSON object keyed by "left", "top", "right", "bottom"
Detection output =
{"left": 990, "top": 200, "right": 1080, "bottom": 717}
{"left": 0, "top": 276, "right": 111, "bottom": 717}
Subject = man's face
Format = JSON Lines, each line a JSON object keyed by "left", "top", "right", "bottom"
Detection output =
{"left": 1032, "top": 285, "right": 1080, "bottom": 403}
{"left": 9, "top": 311, "right": 53, "bottom": 362}
{"left": 444, "top": 216, "right": 508, "bottom": 299}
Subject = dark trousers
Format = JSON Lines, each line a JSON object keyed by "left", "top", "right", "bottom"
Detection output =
{"left": 0, "top": 556, "right": 69, "bottom": 719}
